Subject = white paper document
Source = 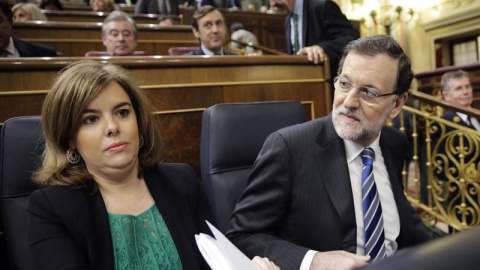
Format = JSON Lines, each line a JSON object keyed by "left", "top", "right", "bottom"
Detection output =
{"left": 195, "top": 221, "right": 259, "bottom": 270}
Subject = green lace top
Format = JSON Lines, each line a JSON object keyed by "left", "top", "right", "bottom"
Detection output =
{"left": 108, "top": 204, "right": 183, "bottom": 270}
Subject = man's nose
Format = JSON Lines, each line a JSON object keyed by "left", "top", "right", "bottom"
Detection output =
{"left": 342, "top": 88, "right": 361, "bottom": 109}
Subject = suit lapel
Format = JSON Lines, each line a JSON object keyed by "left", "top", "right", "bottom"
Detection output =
{"left": 145, "top": 169, "right": 197, "bottom": 270}
{"left": 379, "top": 128, "right": 410, "bottom": 243}
{"left": 285, "top": 14, "right": 292, "bottom": 54}
{"left": 88, "top": 190, "right": 114, "bottom": 269}
{"left": 302, "top": 0, "right": 308, "bottom": 48}
{"left": 314, "top": 115, "right": 356, "bottom": 249}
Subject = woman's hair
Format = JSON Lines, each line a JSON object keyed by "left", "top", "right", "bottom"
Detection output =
{"left": 12, "top": 3, "right": 47, "bottom": 21}
{"left": 90, "top": 0, "right": 118, "bottom": 12}
{"left": 34, "top": 60, "right": 165, "bottom": 191}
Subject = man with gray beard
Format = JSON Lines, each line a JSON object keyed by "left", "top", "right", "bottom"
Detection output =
{"left": 227, "top": 35, "right": 430, "bottom": 270}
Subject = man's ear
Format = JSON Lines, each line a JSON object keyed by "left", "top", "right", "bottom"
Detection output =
{"left": 192, "top": 28, "right": 200, "bottom": 39}
{"left": 442, "top": 91, "right": 450, "bottom": 102}
{"left": 101, "top": 34, "right": 107, "bottom": 47}
{"left": 389, "top": 92, "right": 408, "bottom": 119}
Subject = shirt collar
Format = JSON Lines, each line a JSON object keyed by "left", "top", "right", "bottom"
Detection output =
{"left": 5, "top": 37, "right": 19, "bottom": 57}
{"left": 293, "top": 0, "right": 303, "bottom": 16}
{"left": 201, "top": 44, "right": 223, "bottom": 56}
{"left": 345, "top": 133, "right": 381, "bottom": 164}
{"left": 456, "top": 112, "right": 469, "bottom": 124}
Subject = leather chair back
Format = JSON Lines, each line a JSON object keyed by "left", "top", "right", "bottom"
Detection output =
{"left": 0, "top": 116, "right": 43, "bottom": 270}
{"left": 200, "top": 101, "right": 307, "bottom": 233}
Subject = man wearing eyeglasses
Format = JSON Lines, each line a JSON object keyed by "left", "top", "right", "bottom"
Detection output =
{"left": 227, "top": 35, "right": 430, "bottom": 270}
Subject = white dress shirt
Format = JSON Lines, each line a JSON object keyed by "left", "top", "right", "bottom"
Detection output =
{"left": 290, "top": 0, "right": 303, "bottom": 52}
{"left": 5, "top": 37, "right": 20, "bottom": 58}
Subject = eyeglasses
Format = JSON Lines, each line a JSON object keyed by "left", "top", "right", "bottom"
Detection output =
{"left": 334, "top": 76, "right": 397, "bottom": 103}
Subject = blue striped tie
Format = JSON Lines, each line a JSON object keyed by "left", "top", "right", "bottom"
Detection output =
{"left": 361, "top": 147, "right": 386, "bottom": 262}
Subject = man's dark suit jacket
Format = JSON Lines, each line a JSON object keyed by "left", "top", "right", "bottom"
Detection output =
{"left": 134, "top": 0, "right": 179, "bottom": 15}
{"left": 13, "top": 38, "right": 58, "bottom": 57}
{"left": 227, "top": 114, "right": 430, "bottom": 270}
{"left": 27, "top": 163, "right": 212, "bottom": 270}
{"left": 183, "top": 48, "right": 236, "bottom": 55}
{"left": 285, "top": 0, "right": 359, "bottom": 94}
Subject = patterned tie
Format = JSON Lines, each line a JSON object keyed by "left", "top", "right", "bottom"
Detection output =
{"left": 291, "top": 13, "right": 300, "bottom": 55}
{"left": 361, "top": 147, "right": 386, "bottom": 262}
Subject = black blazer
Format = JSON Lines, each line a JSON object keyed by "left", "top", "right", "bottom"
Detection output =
{"left": 227, "top": 114, "right": 430, "bottom": 270}
{"left": 134, "top": 0, "right": 179, "bottom": 15}
{"left": 183, "top": 48, "right": 236, "bottom": 55}
{"left": 285, "top": 0, "right": 359, "bottom": 79}
{"left": 27, "top": 163, "right": 212, "bottom": 270}
{"left": 13, "top": 38, "right": 58, "bottom": 57}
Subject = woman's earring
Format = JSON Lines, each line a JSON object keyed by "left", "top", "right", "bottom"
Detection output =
{"left": 66, "top": 148, "right": 82, "bottom": 164}
{"left": 139, "top": 135, "right": 144, "bottom": 149}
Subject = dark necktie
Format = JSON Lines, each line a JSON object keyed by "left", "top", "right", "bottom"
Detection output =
{"left": 361, "top": 147, "right": 386, "bottom": 262}
{"left": 291, "top": 13, "right": 300, "bottom": 55}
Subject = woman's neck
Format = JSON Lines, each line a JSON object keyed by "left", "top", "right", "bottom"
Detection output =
{"left": 97, "top": 172, "right": 155, "bottom": 215}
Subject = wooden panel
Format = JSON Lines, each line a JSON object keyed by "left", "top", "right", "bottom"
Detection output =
{"left": 43, "top": 10, "right": 166, "bottom": 24}
{"left": 0, "top": 56, "right": 329, "bottom": 174}
{"left": 11, "top": 21, "right": 196, "bottom": 57}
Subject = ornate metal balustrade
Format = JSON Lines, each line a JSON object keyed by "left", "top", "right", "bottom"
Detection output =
{"left": 394, "top": 92, "right": 480, "bottom": 233}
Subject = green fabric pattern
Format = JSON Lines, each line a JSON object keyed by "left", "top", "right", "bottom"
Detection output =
{"left": 108, "top": 205, "right": 183, "bottom": 270}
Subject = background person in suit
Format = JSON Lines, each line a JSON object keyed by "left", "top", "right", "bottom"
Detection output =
{"left": 101, "top": 10, "right": 138, "bottom": 56}
{"left": 271, "top": 0, "right": 359, "bottom": 97}
{"left": 0, "top": 1, "right": 57, "bottom": 57}
{"left": 441, "top": 70, "right": 480, "bottom": 131}
{"left": 431, "top": 70, "right": 480, "bottom": 230}
{"left": 27, "top": 60, "right": 280, "bottom": 270}
{"left": 227, "top": 35, "right": 430, "bottom": 270}
{"left": 184, "top": 5, "right": 236, "bottom": 55}
{"left": 135, "top": 0, "right": 179, "bottom": 15}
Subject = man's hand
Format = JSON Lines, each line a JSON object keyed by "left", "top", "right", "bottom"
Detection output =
{"left": 252, "top": 256, "right": 281, "bottom": 270}
{"left": 310, "top": 251, "right": 370, "bottom": 270}
{"left": 297, "top": 45, "right": 325, "bottom": 64}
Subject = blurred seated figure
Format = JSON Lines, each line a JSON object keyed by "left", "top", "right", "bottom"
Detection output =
{"left": 40, "top": 0, "right": 64, "bottom": 11}
{"left": 431, "top": 69, "right": 480, "bottom": 231}
{"left": 1, "top": 1, "right": 57, "bottom": 57}
{"left": 230, "top": 22, "right": 258, "bottom": 47}
{"left": 26, "top": 59, "right": 281, "bottom": 270}
{"left": 100, "top": 11, "right": 138, "bottom": 56}
{"left": 441, "top": 70, "right": 479, "bottom": 131}
{"left": 91, "top": 0, "right": 119, "bottom": 12}
{"left": 135, "top": 0, "right": 179, "bottom": 15}
{"left": 158, "top": 15, "right": 173, "bottom": 26}
{"left": 185, "top": 5, "right": 235, "bottom": 55}
{"left": 229, "top": 22, "right": 261, "bottom": 54}
{"left": 12, "top": 3, "right": 47, "bottom": 22}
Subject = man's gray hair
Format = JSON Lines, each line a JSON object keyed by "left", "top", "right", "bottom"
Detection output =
{"left": 441, "top": 70, "right": 470, "bottom": 92}
{"left": 102, "top": 10, "right": 137, "bottom": 40}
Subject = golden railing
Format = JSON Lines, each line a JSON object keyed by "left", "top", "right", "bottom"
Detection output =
{"left": 394, "top": 91, "right": 480, "bottom": 233}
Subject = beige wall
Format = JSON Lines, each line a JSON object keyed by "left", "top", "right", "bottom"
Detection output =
{"left": 337, "top": 0, "right": 480, "bottom": 90}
